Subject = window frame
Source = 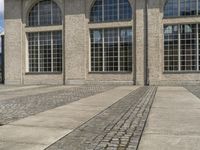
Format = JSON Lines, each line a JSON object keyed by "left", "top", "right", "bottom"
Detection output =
{"left": 163, "top": 0, "right": 200, "bottom": 18}
{"left": 27, "top": 31, "right": 63, "bottom": 73}
{"left": 90, "top": 0, "right": 132, "bottom": 23}
{"left": 26, "top": 0, "right": 63, "bottom": 74}
{"left": 27, "top": 0, "right": 62, "bottom": 27}
{"left": 89, "top": 27, "right": 133, "bottom": 73}
{"left": 163, "top": 24, "right": 200, "bottom": 73}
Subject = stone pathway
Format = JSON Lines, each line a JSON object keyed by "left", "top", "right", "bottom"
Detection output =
{"left": 138, "top": 87, "right": 200, "bottom": 150}
{"left": 0, "top": 85, "right": 115, "bottom": 125}
{"left": 0, "top": 86, "right": 137, "bottom": 150}
{"left": 46, "top": 86, "right": 157, "bottom": 150}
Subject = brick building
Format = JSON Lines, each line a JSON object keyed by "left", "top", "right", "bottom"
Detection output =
{"left": 4, "top": 0, "right": 200, "bottom": 85}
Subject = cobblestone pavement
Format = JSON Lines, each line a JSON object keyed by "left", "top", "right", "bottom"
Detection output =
{"left": 0, "top": 85, "right": 115, "bottom": 125}
{"left": 46, "top": 86, "right": 157, "bottom": 150}
{"left": 185, "top": 86, "right": 200, "bottom": 99}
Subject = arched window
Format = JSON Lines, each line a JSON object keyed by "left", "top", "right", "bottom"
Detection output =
{"left": 28, "top": 0, "right": 62, "bottom": 26}
{"left": 90, "top": 0, "right": 132, "bottom": 22}
{"left": 164, "top": 0, "right": 198, "bottom": 17}
{"left": 27, "top": 0, "right": 62, "bottom": 73}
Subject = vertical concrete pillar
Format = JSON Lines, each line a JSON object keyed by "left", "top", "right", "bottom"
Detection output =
{"left": 147, "top": 0, "right": 162, "bottom": 85}
{"left": 64, "top": 0, "right": 86, "bottom": 84}
{"left": 135, "top": 0, "right": 145, "bottom": 85}
{"left": 4, "top": 0, "right": 22, "bottom": 85}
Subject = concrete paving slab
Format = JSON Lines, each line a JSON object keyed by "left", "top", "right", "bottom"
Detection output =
{"left": 139, "top": 134, "right": 200, "bottom": 150}
{"left": 0, "top": 125, "right": 72, "bottom": 145}
{"left": 144, "top": 108, "right": 200, "bottom": 135}
{"left": 0, "top": 86, "right": 139, "bottom": 150}
{"left": 0, "top": 141, "right": 46, "bottom": 150}
{"left": 138, "top": 87, "right": 200, "bottom": 150}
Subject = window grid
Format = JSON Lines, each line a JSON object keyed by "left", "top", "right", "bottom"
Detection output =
{"left": 164, "top": 24, "right": 200, "bottom": 72}
{"left": 90, "top": 28, "right": 132, "bottom": 72}
{"left": 29, "top": 0, "right": 62, "bottom": 26}
{"left": 164, "top": 25, "right": 179, "bottom": 71}
{"left": 28, "top": 31, "right": 62, "bottom": 73}
{"left": 164, "top": 0, "right": 200, "bottom": 17}
{"left": 90, "top": 0, "right": 132, "bottom": 22}
{"left": 198, "top": 24, "right": 200, "bottom": 70}
{"left": 180, "top": 24, "right": 197, "bottom": 71}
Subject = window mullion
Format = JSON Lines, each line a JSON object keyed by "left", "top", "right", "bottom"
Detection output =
{"left": 118, "top": 28, "right": 120, "bottom": 72}
{"left": 178, "top": 0, "right": 181, "bottom": 16}
{"left": 197, "top": 0, "right": 199, "bottom": 15}
{"left": 197, "top": 24, "right": 199, "bottom": 71}
{"left": 103, "top": 29, "right": 105, "bottom": 72}
{"left": 102, "top": 0, "right": 104, "bottom": 22}
{"left": 51, "top": 32, "right": 54, "bottom": 72}
{"left": 117, "top": 0, "right": 120, "bottom": 21}
{"left": 38, "top": 33, "right": 40, "bottom": 72}
{"left": 38, "top": 3, "right": 40, "bottom": 26}
{"left": 51, "top": 0, "right": 53, "bottom": 25}
{"left": 178, "top": 24, "right": 181, "bottom": 71}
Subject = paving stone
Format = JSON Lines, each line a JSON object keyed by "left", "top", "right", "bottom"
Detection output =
{"left": 46, "top": 86, "right": 157, "bottom": 150}
{"left": 0, "top": 85, "right": 115, "bottom": 125}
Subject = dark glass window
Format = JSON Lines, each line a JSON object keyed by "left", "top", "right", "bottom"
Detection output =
{"left": 164, "top": 0, "right": 179, "bottom": 17}
{"left": 90, "top": 28, "right": 132, "bottom": 72}
{"left": 90, "top": 0, "right": 132, "bottom": 22}
{"left": 28, "top": 0, "right": 62, "bottom": 26}
{"left": 164, "top": 25, "right": 179, "bottom": 71}
{"left": 180, "top": 24, "right": 197, "bottom": 71}
{"left": 28, "top": 31, "right": 62, "bottom": 73}
{"left": 164, "top": 0, "right": 198, "bottom": 17}
{"left": 164, "top": 24, "right": 200, "bottom": 72}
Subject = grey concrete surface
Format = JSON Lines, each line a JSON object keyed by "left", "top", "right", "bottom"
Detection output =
{"left": 0, "top": 86, "right": 138, "bottom": 150}
{"left": 46, "top": 86, "right": 157, "bottom": 150}
{"left": 138, "top": 87, "right": 200, "bottom": 150}
{"left": 0, "top": 85, "right": 76, "bottom": 101}
{"left": 0, "top": 85, "right": 115, "bottom": 125}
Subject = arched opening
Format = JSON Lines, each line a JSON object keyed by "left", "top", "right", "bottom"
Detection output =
{"left": 164, "top": 0, "right": 198, "bottom": 17}
{"left": 90, "top": 0, "right": 132, "bottom": 22}
{"left": 28, "top": 0, "right": 62, "bottom": 26}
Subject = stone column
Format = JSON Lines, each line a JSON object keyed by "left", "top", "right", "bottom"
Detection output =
{"left": 4, "top": 0, "right": 22, "bottom": 85}
{"left": 64, "top": 0, "right": 86, "bottom": 84}
{"left": 135, "top": 0, "right": 145, "bottom": 85}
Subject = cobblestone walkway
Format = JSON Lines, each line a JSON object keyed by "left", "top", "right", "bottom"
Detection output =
{"left": 46, "top": 86, "right": 157, "bottom": 150}
{"left": 185, "top": 86, "right": 200, "bottom": 99}
{"left": 0, "top": 85, "right": 115, "bottom": 125}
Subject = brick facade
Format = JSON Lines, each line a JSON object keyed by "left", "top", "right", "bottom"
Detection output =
{"left": 4, "top": 0, "right": 200, "bottom": 85}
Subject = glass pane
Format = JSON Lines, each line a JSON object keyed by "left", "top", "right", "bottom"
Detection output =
{"left": 28, "top": 0, "right": 62, "bottom": 26}
{"left": 120, "top": 28, "right": 132, "bottom": 72}
{"left": 164, "top": 25, "right": 179, "bottom": 71}
{"left": 90, "top": 28, "right": 132, "bottom": 72}
{"left": 164, "top": 0, "right": 179, "bottom": 17}
{"left": 180, "top": 24, "right": 197, "bottom": 71}
{"left": 28, "top": 31, "right": 62, "bottom": 73}
{"left": 180, "top": 0, "right": 197, "bottom": 16}
{"left": 90, "top": 0, "right": 132, "bottom": 22}
{"left": 90, "top": 29, "right": 103, "bottom": 72}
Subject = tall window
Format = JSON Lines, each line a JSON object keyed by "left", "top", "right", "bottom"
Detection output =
{"left": 28, "top": 31, "right": 62, "bottom": 73}
{"left": 90, "top": 0, "right": 133, "bottom": 72}
{"left": 164, "top": 24, "right": 200, "bottom": 72}
{"left": 90, "top": 0, "right": 132, "bottom": 22}
{"left": 27, "top": 0, "right": 62, "bottom": 73}
{"left": 91, "top": 28, "right": 132, "bottom": 72}
{"left": 164, "top": 0, "right": 198, "bottom": 17}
